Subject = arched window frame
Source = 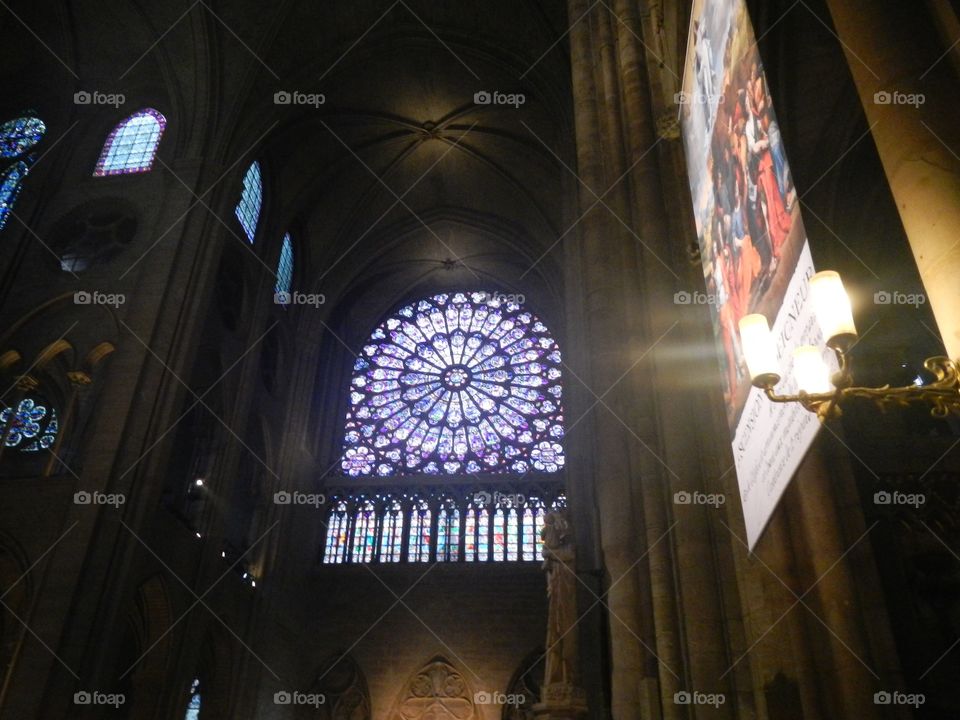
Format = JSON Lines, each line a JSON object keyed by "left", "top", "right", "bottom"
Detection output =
{"left": 93, "top": 108, "right": 166, "bottom": 176}
{"left": 407, "top": 497, "right": 431, "bottom": 563}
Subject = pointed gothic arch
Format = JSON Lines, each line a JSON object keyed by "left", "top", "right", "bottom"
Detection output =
{"left": 389, "top": 656, "right": 477, "bottom": 720}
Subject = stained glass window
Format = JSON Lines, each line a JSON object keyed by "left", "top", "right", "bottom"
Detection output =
{"left": 94, "top": 109, "right": 166, "bottom": 176}
{"left": 506, "top": 507, "right": 519, "bottom": 561}
{"left": 235, "top": 161, "right": 262, "bottom": 243}
{"left": 522, "top": 500, "right": 545, "bottom": 561}
{"left": 323, "top": 501, "right": 350, "bottom": 564}
{"left": 351, "top": 500, "right": 377, "bottom": 563}
{"left": 379, "top": 497, "right": 404, "bottom": 562}
{"left": 276, "top": 233, "right": 294, "bottom": 296}
{"left": 492, "top": 507, "right": 506, "bottom": 562}
{"left": 0, "top": 161, "right": 31, "bottom": 231}
{"left": 184, "top": 678, "right": 201, "bottom": 720}
{"left": 1, "top": 398, "right": 58, "bottom": 452}
{"left": 408, "top": 498, "right": 431, "bottom": 562}
{"left": 341, "top": 292, "right": 565, "bottom": 477}
{"left": 436, "top": 498, "right": 460, "bottom": 562}
{"left": 0, "top": 117, "right": 45, "bottom": 158}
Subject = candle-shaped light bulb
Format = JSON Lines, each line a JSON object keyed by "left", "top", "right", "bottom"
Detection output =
{"left": 738, "top": 314, "right": 780, "bottom": 387}
{"left": 809, "top": 271, "right": 857, "bottom": 349}
{"left": 792, "top": 345, "right": 833, "bottom": 394}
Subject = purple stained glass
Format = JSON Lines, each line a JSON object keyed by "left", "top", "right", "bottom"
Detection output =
{"left": 341, "top": 292, "right": 565, "bottom": 476}
{"left": 94, "top": 109, "right": 166, "bottom": 176}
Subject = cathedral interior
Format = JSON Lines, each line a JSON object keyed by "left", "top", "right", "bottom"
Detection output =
{"left": 1, "top": 0, "right": 960, "bottom": 718}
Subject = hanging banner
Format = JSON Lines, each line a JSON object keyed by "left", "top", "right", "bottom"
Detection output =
{"left": 680, "top": 0, "right": 826, "bottom": 549}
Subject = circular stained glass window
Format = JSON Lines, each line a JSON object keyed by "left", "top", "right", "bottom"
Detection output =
{"left": 341, "top": 292, "right": 565, "bottom": 476}
{"left": 0, "top": 398, "right": 59, "bottom": 452}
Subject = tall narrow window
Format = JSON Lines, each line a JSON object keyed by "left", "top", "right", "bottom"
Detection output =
{"left": 408, "top": 498, "right": 431, "bottom": 562}
{"left": 522, "top": 500, "right": 545, "bottom": 561}
{"left": 379, "top": 497, "right": 404, "bottom": 562}
{"left": 436, "top": 498, "right": 460, "bottom": 562}
{"left": 94, "top": 109, "right": 166, "bottom": 176}
{"left": 275, "top": 233, "right": 294, "bottom": 296}
{"left": 340, "top": 292, "right": 564, "bottom": 477}
{"left": 506, "top": 507, "right": 519, "bottom": 561}
{"left": 0, "top": 161, "right": 31, "bottom": 231}
{"left": 323, "top": 501, "right": 350, "bottom": 564}
{"left": 492, "top": 507, "right": 506, "bottom": 562}
{"left": 184, "top": 678, "right": 201, "bottom": 720}
{"left": 235, "top": 161, "right": 262, "bottom": 243}
{"left": 351, "top": 500, "right": 377, "bottom": 563}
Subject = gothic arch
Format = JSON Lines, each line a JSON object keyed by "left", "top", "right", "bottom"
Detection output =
{"left": 117, "top": 574, "right": 174, "bottom": 720}
{"left": 311, "top": 653, "right": 371, "bottom": 720}
{"left": 501, "top": 649, "right": 544, "bottom": 720}
{"left": 389, "top": 656, "right": 477, "bottom": 720}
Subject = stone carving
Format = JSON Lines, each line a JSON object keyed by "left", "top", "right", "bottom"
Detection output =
{"left": 313, "top": 654, "right": 371, "bottom": 720}
{"left": 393, "top": 657, "right": 475, "bottom": 720}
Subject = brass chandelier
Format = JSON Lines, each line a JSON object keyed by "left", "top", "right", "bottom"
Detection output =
{"left": 738, "top": 272, "right": 960, "bottom": 421}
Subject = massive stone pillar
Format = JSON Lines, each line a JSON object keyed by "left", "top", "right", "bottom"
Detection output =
{"left": 567, "top": 0, "right": 648, "bottom": 716}
{"left": 823, "top": 0, "right": 960, "bottom": 358}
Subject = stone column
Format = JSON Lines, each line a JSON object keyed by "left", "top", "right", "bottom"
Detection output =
{"left": 823, "top": 0, "right": 960, "bottom": 359}
{"left": 567, "top": 0, "right": 648, "bottom": 716}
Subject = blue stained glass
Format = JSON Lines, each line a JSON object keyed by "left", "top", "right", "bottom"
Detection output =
{"left": 184, "top": 678, "right": 201, "bottom": 719}
{"left": 341, "top": 292, "right": 564, "bottom": 476}
{"left": 0, "top": 161, "right": 31, "bottom": 231}
{"left": 1, "top": 398, "right": 58, "bottom": 452}
{"left": 408, "top": 499, "right": 431, "bottom": 562}
{"left": 0, "top": 117, "right": 45, "bottom": 158}
{"left": 351, "top": 500, "right": 377, "bottom": 562}
{"left": 235, "top": 161, "right": 262, "bottom": 243}
{"left": 94, "top": 109, "right": 166, "bottom": 176}
{"left": 275, "top": 233, "right": 294, "bottom": 295}
{"left": 323, "top": 501, "right": 350, "bottom": 564}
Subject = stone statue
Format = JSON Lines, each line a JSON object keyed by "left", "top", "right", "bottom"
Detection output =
{"left": 536, "top": 509, "right": 588, "bottom": 719}
{"left": 542, "top": 510, "right": 578, "bottom": 686}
